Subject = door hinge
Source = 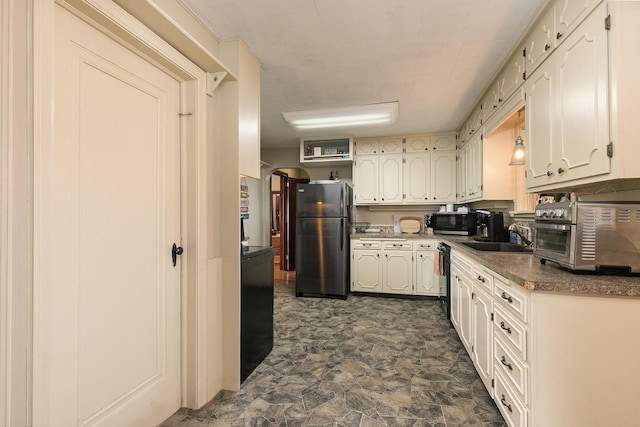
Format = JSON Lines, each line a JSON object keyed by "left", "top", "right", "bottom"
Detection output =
{"left": 472, "top": 292, "right": 475, "bottom": 299}
{"left": 480, "top": 134, "right": 484, "bottom": 141}
{"left": 522, "top": 47, "right": 526, "bottom": 57}
{"left": 403, "top": 194, "right": 406, "bottom": 199}
{"left": 471, "top": 345, "right": 474, "bottom": 352}
{"left": 605, "top": 14, "right": 611, "bottom": 31}
{"left": 523, "top": 71, "right": 526, "bottom": 81}
{"left": 491, "top": 312, "right": 494, "bottom": 321}
{"left": 403, "top": 158, "right": 406, "bottom": 163}
{"left": 403, "top": 147, "right": 406, "bottom": 153}
{"left": 492, "top": 378, "right": 495, "bottom": 388}
{"left": 607, "top": 142, "right": 613, "bottom": 157}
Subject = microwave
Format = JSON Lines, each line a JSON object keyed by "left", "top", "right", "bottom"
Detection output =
{"left": 430, "top": 212, "right": 477, "bottom": 235}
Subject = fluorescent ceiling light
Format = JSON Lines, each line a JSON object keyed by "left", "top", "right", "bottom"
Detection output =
{"left": 282, "top": 102, "right": 398, "bottom": 130}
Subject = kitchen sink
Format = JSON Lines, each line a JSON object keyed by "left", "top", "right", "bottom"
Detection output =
{"left": 460, "top": 241, "right": 533, "bottom": 253}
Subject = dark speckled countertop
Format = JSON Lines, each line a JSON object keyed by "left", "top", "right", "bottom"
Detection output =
{"left": 350, "top": 233, "right": 640, "bottom": 297}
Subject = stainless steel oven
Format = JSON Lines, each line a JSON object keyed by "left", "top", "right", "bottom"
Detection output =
{"left": 533, "top": 201, "right": 640, "bottom": 273}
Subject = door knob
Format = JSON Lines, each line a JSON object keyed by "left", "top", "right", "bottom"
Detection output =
{"left": 172, "top": 243, "right": 183, "bottom": 267}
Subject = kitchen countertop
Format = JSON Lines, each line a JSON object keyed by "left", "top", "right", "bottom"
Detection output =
{"left": 350, "top": 233, "right": 640, "bottom": 297}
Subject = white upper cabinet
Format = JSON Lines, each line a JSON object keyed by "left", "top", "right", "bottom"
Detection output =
{"left": 525, "top": 6, "right": 556, "bottom": 75}
{"left": 379, "top": 153, "right": 403, "bottom": 204}
{"left": 497, "top": 48, "right": 526, "bottom": 108}
{"left": 219, "top": 39, "right": 261, "bottom": 178}
{"left": 526, "top": 2, "right": 610, "bottom": 189}
{"left": 354, "top": 133, "right": 457, "bottom": 205}
{"left": 555, "top": 0, "right": 603, "bottom": 44}
{"left": 379, "top": 137, "right": 404, "bottom": 154}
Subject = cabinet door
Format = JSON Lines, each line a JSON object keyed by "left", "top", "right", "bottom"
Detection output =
{"left": 431, "top": 134, "right": 456, "bottom": 151}
{"left": 526, "top": 6, "right": 556, "bottom": 73}
{"left": 456, "top": 146, "right": 466, "bottom": 202}
{"left": 431, "top": 150, "right": 456, "bottom": 203}
{"left": 472, "top": 287, "right": 494, "bottom": 396}
{"left": 405, "top": 135, "right": 430, "bottom": 153}
{"left": 351, "top": 250, "right": 382, "bottom": 292}
{"left": 415, "top": 250, "right": 438, "bottom": 296}
{"left": 554, "top": 6, "right": 610, "bottom": 183}
{"left": 458, "top": 273, "right": 473, "bottom": 353}
{"left": 450, "top": 266, "right": 461, "bottom": 331}
{"left": 403, "top": 152, "right": 430, "bottom": 204}
{"left": 355, "top": 139, "right": 379, "bottom": 155}
{"left": 498, "top": 48, "right": 525, "bottom": 105}
{"left": 379, "top": 137, "right": 404, "bottom": 154}
{"left": 353, "top": 155, "right": 378, "bottom": 204}
{"left": 526, "top": 63, "right": 555, "bottom": 188}
{"left": 379, "top": 154, "right": 403, "bottom": 204}
{"left": 382, "top": 251, "right": 413, "bottom": 294}
{"left": 555, "top": 0, "right": 602, "bottom": 43}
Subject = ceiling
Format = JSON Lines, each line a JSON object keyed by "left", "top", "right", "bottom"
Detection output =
{"left": 182, "top": 0, "right": 546, "bottom": 149}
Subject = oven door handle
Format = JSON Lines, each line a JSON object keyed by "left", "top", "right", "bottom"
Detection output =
{"left": 533, "top": 222, "right": 572, "bottom": 231}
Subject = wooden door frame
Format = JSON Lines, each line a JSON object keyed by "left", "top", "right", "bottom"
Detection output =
{"left": 31, "top": 0, "right": 235, "bottom": 422}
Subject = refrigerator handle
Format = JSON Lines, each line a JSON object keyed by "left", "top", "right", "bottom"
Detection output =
{"left": 340, "top": 218, "right": 344, "bottom": 251}
{"left": 340, "top": 185, "right": 344, "bottom": 215}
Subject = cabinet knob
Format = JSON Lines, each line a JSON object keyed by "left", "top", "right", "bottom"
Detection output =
{"left": 373, "top": 150, "right": 377, "bottom": 154}
{"left": 544, "top": 43, "right": 551, "bottom": 51}
{"left": 546, "top": 170, "right": 553, "bottom": 177}
{"left": 381, "top": 150, "right": 385, "bottom": 153}
{"left": 381, "top": 198, "right": 384, "bottom": 201}
{"left": 476, "top": 275, "right": 485, "bottom": 283}
{"left": 558, "top": 167, "right": 565, "bottom": 174}
{"left": 374, "top": 198, "right": 377, "bottom": 201}
{"left": 556, "top": 32, "right": 563, "bottom": 40}
{"left": 425, "top": 197, "right": 428, "bottom": 200}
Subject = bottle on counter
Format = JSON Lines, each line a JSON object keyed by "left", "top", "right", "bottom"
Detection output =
{"left": 329, "top": 171, "right": 334, "bottom": 180}
{"left": 334, "top": 170, "right": 339, "bottom": 180}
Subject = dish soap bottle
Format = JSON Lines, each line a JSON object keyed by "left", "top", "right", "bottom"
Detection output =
{"left": 329, "top": 171, "right": 334, "bottom": 180}
{"left": 334, "top": 170, "right": 339, "bottom": 180}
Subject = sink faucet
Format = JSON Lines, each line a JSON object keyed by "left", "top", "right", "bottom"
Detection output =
{"left": 508, "top": 224, "right": 534, "bottom": 247}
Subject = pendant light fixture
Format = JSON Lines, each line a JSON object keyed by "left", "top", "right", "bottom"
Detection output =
{"left": 509, "top": 108, "right": 526, "bottom": 166}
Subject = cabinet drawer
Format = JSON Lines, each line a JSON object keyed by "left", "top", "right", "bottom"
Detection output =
{"left": 415, "top": 241, "right": 435, "bottom": 250}
{"left": 352, "top": 240, "right": 382, "bottom": 250}
{"left": 494, "top": 333, "right": 528, "bottom": 403}
{"left": 494, "top": 278, "right": 529, "bottom": 323}
{"left": 382, "top": 241, "right": 412, "bottom": 250}
{"left": 494, "top": 370, "right": 527, "bottom": 427}
{"left": 472, "top": 266, "right": 493, "bottom": 294}
{"left": 494, "top": 305, "right": 527, "bottom": 361}
{"left": 451, "top": 250, "right": 473, "bottom": 277}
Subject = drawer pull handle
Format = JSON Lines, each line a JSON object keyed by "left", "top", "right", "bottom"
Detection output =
{"left": 476, "top": 275, "right": 486, "bottom": 283}
{"left": 500, "top": 321, "right": 512, "bottom": 334}
{"left": 500, "top": 395, "right": 513, "bottom": 413}
{"left": 501, "top": 292, "right": 513, "bottom": 303}
{"left": 500, "top": 356, "right": 513, "bottom": 371}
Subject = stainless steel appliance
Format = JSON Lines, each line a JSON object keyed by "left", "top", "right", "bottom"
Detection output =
{"left": 430, "top": 212, "right": 477, "bottom": 235}
{"left": 295, "top": 181, "right": 352, "bottom": 298}
{"left": 436, "top": 242, "right": 451, "bottom": 321}
{"left": 534, "top": 201, "right": 640, "bottom": 273}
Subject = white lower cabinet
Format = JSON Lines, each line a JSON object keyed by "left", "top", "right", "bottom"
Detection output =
{"left": 451, "top": 248, "right": 530, "bottom": 427}
{"left": 381, "top": 241, "right": 413, "bottom": 294}
{"left": 351, "top": 239, "right": 440, "bottom": 296}
{"left": 415, "top": 241, "right": 439, "bottom": 296}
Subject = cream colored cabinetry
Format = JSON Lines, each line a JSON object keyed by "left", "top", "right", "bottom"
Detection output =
{"left": 379, "top": 154, "right": 403, "bottom": 204}
{"left": 219, "top": 39, "right": 261, "bottom": 179}
{"left": 351, "top": 239, "right": 440, "bottom": 296}
{"left": 457, "top": 133, "right": 483, "bottom": 202}
{"left": 526, "top": 2, "right": 640, "bottom": 191}
{"left": 525, "top": 6, "right": 556, "bottom": 75}
{"left": 451, "top": 249, "right": 530, "bottom": 426}
{"left": 555, "top": 0, "right": 603, "bottom": 43}
{"left": 351, "top": 240, "right": 382, "bottom": 292}
{"left": 354, "top": 134, "right": 456, "bottom": 206}
{"left": 414, "top": 241, "right": 438, "bottom": 296}
{"left": 493, "top": 278, "right": 529, "bottom": 427}
{"left": 526, "top": 4, "right": 609, "bottom": 189}
{"left": 381, "top": 241, "right": 413, "bottom": 295}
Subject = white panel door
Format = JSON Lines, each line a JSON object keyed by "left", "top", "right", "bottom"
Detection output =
{"left": 378, "top": 154, "right": 403, "bottom": 204}
{"left": 430, "top": 150, "right": 456, "bottom": 203}
{"left": 351, "top": 251, "right": 382, "bottom": 292}
{"left": 403, "top": 152, "right": 430, "bottom": 204}
{"left": 41, "top": 6, "right": 181, "bottom": 426}
{"left": 353, "top": 155, "right": 378, "bottom": 204}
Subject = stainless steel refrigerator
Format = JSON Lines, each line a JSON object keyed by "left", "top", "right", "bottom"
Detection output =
{"left": 295, "top": 181, "right": 352, "bottom": 299}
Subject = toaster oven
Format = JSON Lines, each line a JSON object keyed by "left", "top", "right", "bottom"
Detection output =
{"left": 533, "top": 201, "right": 640, "bottom": 273}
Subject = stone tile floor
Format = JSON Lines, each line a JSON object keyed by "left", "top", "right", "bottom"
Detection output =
{"left": 159, "top": 283, "right": 506, "bottom": 427}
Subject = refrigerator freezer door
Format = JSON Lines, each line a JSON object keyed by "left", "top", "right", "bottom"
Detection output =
{"left": 297, "top": 182, "right": 350, "bottom": 218}
{"left": 295, "top": 217, "right": 349, "bottom": 298}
